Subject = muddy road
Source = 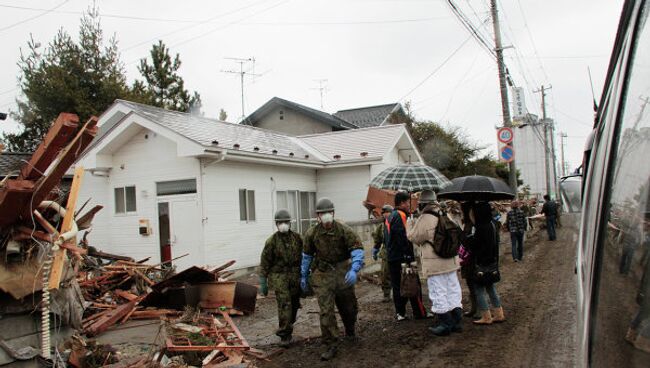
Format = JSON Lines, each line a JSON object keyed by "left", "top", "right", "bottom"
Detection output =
{"left": 245, "top": 223, "right": 578, "bottom": 368}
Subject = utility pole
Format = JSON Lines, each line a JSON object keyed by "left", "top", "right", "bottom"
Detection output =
{"left": 221, "top": 57, "right": 259, "bottom": 122}
{"left": 490, "top": 0, "right": 517, "bottom": 190}
{"left": 534, "top": 85, "right": 555, "bottom": 197}
{"left": 311, "top": 79, "right": 329, "bottom": 109}
{"left": 559, "top": 132, "right": 568, "bottom": 176}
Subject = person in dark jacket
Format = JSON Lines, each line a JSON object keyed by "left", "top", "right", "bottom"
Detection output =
{"left": 506, "top": 200, "right": 527, "bottom": 262}
{"left": 465, "top": 201, "right": 505, "bottom": 325}
{"left": 460, "top": 201, "right": 479, "bottom": 319}
{"left": 541, "top": 194, "right": 558, "bottom": 241}
{"left": 386, "top": 191, "right": 426, "bottom": 321}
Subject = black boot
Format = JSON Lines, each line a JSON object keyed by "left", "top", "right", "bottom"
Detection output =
{"left": 279, "top": 335, "right": 292, "bottom": 347}
{"left": 451, "top": 308, "right": 463, "bottom": 333}
{"left": 428, "top": 313, "right": 452, "bottom": 336}
{"left": 321, "top": 345, "right": 338, "bottom": 361}
{"left": 344, "top": 325, "right": 358, "bottom": 342}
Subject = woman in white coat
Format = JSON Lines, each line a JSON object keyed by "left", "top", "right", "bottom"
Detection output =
{"left": 408, "top": 190, "right": 463, "bottom": 336}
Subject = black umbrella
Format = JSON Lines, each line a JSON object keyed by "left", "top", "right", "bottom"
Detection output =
{"left": 437, "top": 175, "right": 516, "bottom": 201}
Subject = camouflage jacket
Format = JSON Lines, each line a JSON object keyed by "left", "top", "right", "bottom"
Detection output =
{"left": 260, "top": 231, "right": 303, "bottom": 277}
{"left": 304, "top": 220, "right": 363, "bottom": 270}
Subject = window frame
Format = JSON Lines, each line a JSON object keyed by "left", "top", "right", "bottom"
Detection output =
{"left": 114, "top": 185, "right": 137, "bottom": 215}
{"left": 239, "top": 189, "right": 256, "bottom": 223}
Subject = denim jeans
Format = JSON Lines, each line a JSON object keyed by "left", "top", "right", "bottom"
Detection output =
{"left": 475, "top": 283, "right": 501, "bottom": 311}
{"left": 510, "top": 231, "right": 524, "bottom": 260}
{"left": 546, "top": 216, "right": 557, "bottom": 240}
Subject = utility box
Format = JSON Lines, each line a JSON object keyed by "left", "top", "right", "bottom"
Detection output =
{"left": 139, "top": 219, "right": 151, "bottom": 236}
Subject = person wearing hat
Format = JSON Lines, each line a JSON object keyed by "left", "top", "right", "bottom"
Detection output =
{"left": 259, "top": 209, "right": 304, "bottom": 347}
{"left": 372, "top": 204, "right": 394, "bottom": 302}
{"left": 300, "top": 198, "right": 365, "bottom": 361}
{"left": 408, "top": 190, "right": 463, "bottom": 336}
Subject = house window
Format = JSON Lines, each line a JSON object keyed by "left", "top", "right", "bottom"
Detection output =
{"left": 115, "top": 186, "right": 136, "bottom": 214}
{"left": 156, "top": 179, "right": 197, "bottom": 196}
{"left": 276, "top": 190, "right": 316, "bottom": 234}
{"left": 239, "top": 189, "right": 256, "bottom": 222}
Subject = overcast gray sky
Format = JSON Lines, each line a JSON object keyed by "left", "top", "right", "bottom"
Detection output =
{"left": 0, "top": 0, "right": 623, "bottom": 170}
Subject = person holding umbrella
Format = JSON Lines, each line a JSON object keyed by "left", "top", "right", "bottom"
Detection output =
{"left": 386, "top": 192, "right": 427, "bottom": 321}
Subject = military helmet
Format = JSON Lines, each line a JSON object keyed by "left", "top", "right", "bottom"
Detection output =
{"left": 315, "top": 198, "right": 335, "bottom": 213}
{"left": 274, "top": 209, "right": 292, "bottom": 222}
{"left": 419, "top": 190, "right": 437, "bottom": 204}
{"left": 381, "top": 204, "right": 394, "bottom": 213}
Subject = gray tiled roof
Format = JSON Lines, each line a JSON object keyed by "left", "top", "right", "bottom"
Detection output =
{"left": 0, "top": 153, "right": 32, "bottom": 177}
{"left": 242, "top": 97, "right": 355, "bottom": 129}
{"left": 118, "top": 100, "right": 318, "bottom": 160}
{"left": 298, "top": 124, "right": 406, "bottom": 162}
{"left": 334, "top": 103, "right": 401, "bottom": 128}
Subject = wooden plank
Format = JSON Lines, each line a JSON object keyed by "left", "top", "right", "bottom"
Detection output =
{"left": 48, "top": 166, "right": 85, "bottom": 290}
{"left": 25, "top": 116, "right": 98, "bottom": 219}
{"left": 33, "top": 209, "right": 59, "bottom": 235}
{"left": 20, "top": 113, "right": 79, "bottom": 181}
{"left": 0, "top": 180, "right": 35, "bottom": 227}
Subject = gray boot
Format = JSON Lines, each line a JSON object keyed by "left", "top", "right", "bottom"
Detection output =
{"left": 320, "top": 345, "right": 338, "bottom": 361}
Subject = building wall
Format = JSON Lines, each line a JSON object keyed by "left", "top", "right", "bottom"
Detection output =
{"left": 201, "top": 161, "right": 317, "bottom": 269}
{"left": 317, "top": 165, "right": 371, "bottom": 222}
{"left": 513, "top": 125, "right": 548, "bottom": 197}
{"left": 77, "top": 128, "right": 201, "bottom": 263}
{"left": 254, "top": 106, "right": 333, "bottom": 136}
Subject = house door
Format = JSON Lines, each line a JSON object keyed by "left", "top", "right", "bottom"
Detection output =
{"left": 157, "top": 197, "right": 202, "bottom": 271}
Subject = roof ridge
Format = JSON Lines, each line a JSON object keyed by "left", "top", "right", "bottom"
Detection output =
{"left": 334, "top": 103, "right": 399, "bottom": 113}
{"left": 297, "top": 123, "right": 405, "bottom": 138}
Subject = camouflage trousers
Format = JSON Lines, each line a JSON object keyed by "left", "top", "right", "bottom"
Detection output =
{"left": 311, "top": 261, "right": 358, "bottom": 347}
{"left": 269, "top": 273, "right": 301, "bottom": 338}
{"left": 381, "top": 256, "right": 392, "bottom": 297}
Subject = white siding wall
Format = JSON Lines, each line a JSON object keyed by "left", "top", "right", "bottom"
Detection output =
{"left": 370, "top": 147, "right": 400, "bottom": 179}
{"left": 317, "top": 166, "right": 371, "bottom": 222}
{"left": 77, "top": 128, "right": 201, "bottom": 262}
{"left": 201, "top": 161, "right": 316, "bottom": 269}
{"left": 255, "top": 106, "right": 332, "bottom": 136}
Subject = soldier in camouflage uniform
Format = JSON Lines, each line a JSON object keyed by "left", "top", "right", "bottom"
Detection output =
{"left": 300, "top": 198, "right": 365, "bottom": 361}
{"left": 372, "top": 204, "right": 393, "bottom": 302}
{"left": 259, "top": 209, "right": 303, "bottom": 347}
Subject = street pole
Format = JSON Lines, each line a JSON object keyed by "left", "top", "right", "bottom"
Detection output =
{"left": 560, "top": 133, "right": 568, "bottom": 176}
{"left": 534, "top": 85, "right": 553, "bottom": 197}
{"left": 490, "top": 0, "right": 517, "bottom": 191}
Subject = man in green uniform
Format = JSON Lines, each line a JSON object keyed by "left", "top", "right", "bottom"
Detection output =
{"left": 372, "top": 204, "right": 393, "bottom": 302}
{"left": 259, "top": 209, "right": 303, "bottom": 347}
{"left": 300, "top": 198, "right": 365, "bottom": 361}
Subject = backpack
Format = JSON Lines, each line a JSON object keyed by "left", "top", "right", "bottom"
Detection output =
{"left": 431, "top": 213, "right": 462, "bottom": 258}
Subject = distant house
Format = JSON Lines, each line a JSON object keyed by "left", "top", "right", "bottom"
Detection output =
{"left": 242, "top": 97, "right": 407, "bottom": 135}
{"left": 77, "top": 100, "right": 422, "bottom": 271}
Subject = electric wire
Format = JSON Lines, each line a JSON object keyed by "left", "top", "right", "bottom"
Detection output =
{"left": 0, "top": 0, "right": 69, "bottom": 34}
{"left": 516, "top": 0, "right": 550, "bottom": 81}
{"left": 398, "top": 34, "right": 474, "bottom": 102}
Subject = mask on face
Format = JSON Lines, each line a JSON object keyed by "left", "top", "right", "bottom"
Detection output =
{"left": 278, "top": 223, "right": 290, "bottom": 233}
{"left": 320, "top": 212, "right": 334, "bottom": 224}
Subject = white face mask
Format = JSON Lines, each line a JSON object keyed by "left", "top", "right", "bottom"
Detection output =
{"left": 320, "top": 212, "right": 334, "bottom": 225}
{"left": 278, "top": 223, "right": 290, "bottom": 233}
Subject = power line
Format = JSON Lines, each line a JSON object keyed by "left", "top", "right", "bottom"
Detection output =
{"left": 516, "top": 0, "right": 550, "bottom": 81}
{"left": 241, "top": 15, "right": 456, "bottom": 25}
{"left": 398, "top": 34, "right": 474, "bottom": 102}
{"left": 446, "top": 1, "right": 496, "bottom": 60}
{"left": 122, "top": 0, "right": 273, "bottom": 52}
{"left": 0, "top": 0, "right": 69, "bottom": 34}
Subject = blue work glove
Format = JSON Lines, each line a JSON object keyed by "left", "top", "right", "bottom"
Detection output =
{"left": 259, "top": 276, "right": 268, "bottom": 296}
{"left": 372, "top": 248, "right": 380, "bottom": 261}
{"left": 300, "top": 253, "right": 313, "bottom": 292}
{"left": 345, "top": 249, "right": 365, "bottom": 286}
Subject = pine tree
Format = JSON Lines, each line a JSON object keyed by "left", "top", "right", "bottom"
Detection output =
{"left": 3, "top": 7, "right": 142, "bottom": 151}
{"left": 138, "top": 41, "right": 201, "bottom": 113}
{"left": 219, "top": 109, "right": 228, "bottom": 121}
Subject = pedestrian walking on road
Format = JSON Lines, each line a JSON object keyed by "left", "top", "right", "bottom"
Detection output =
{"left": 300, "top": 198, "right": 365, "bottom": 361}
{"left": 541, "top": 195, "right": 558, "bottom": 241}
{"left": 465, "top": 201, "right": 506, "bottom": 325}
{"left": 459, "top": 202, "right": 479, "bottom": 319}
{"left": 372, "top": 204, "right": 393, "bottom": 302}
{"left": 387, "top": 191, "right": 427, "bottom": 321}
{"left": 259, "top": 209, "right": 304, "bottom": 347}
{"left": 408, "top": 190, "right": 463, "bottom": 336}
{"left": 506, "top": 200, "right": 527, "bottom": 262}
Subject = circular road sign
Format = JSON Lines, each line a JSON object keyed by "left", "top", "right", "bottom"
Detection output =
{"left": 500, "top": 145, "right": 514, "bottom": 162}
{"left": 497, "top": 127, "right": 514, "bottom": 144}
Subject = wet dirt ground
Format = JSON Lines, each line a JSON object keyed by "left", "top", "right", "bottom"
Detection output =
{"left": 244, "top": 223, "right": 578, "bottom": 368}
